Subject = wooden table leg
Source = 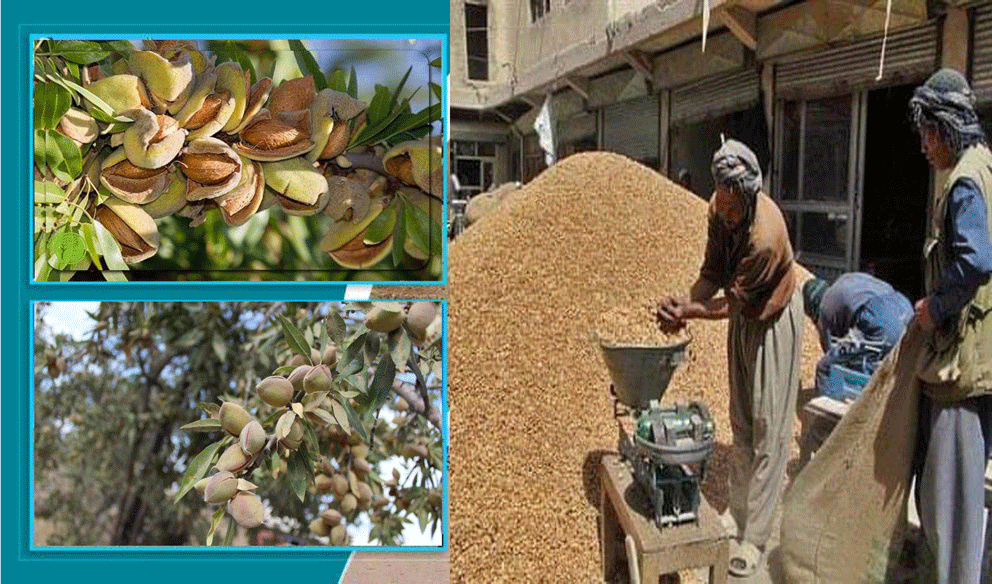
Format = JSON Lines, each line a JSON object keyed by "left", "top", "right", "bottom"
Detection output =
{"left": 639, "top": 555, "right": 660, "bottom": 584}
{"left": 710, "top": 545, "right": 729, "bottom": 584}
{"left": 601, "top": 473, "right": 619, "bottom": 583}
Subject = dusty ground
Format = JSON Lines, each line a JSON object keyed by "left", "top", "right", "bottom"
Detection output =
{"left": 340, "top": 551, "right": 450, "bottom": 584}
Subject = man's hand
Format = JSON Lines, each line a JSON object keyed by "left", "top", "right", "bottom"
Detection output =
{"left": 655, "top": 296, "right": 688, "bottom": 333}
{"left": 915, "top": 298, "right": 936, "bottom": 331}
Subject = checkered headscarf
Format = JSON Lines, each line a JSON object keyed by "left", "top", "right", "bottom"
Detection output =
{"left": 909, "top": 68, "right": 986, "bottom": 158}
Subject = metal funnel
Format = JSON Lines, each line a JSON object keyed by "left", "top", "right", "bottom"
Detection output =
{"left": 600, "top": 339, "right": 690, "bottom": 409}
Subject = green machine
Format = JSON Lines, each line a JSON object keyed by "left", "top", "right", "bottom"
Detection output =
{"left": 601, "top": 339, "right": 715, "bottom": 528}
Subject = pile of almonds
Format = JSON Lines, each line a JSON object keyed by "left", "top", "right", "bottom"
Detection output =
{"left": 426, "top": 152, "right": 822, "bottom": 583}
{"left": 594, "top": 302, "right": 691, "bottom": 346}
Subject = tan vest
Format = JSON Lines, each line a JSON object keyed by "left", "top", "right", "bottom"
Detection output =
{"left": 917, "top": 144, "right": 992, "bottom": 401}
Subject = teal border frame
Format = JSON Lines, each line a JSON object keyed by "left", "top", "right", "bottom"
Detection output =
{"left": 25, "top": 299, "right": 449, "bottom": 564}
{"left": 5, "top": 6, "right": 451, "bottom": 581}
{"left": 26, "top": 32, "right": 450, "bottom": 286}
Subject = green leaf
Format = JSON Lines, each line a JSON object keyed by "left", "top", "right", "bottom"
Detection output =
{"left": 175, "top": 439, "right": 224, "bottom": 502}
{"left": 302, "top": 418, "right": 320, "bottom": 451}
{"left": 365, "top": 334, "right": 381, "bottom": 361}
{"left": 34, "top": 82, "right": 50, "bottom": 129}
{"left": 430, "top": 216, "right": 443, "bottom": 258}
{"left": 390, "top": 66, "right": 413, "bottom": 112}
{"left": 405, "top": 200, "right": 431, "bottom": 256}
{"left": 221, "top": 517, "right": 237, "bottom": 547}
{"left": 352, "top": 96, "right": 411, "bottom": 146}
{"left": 287, "top": 450, "right": 308, "bottom": 503}
{"left": 50, "top": 75, "right": 121, "bottom": 121}
{"left": 80, "top": 223, "right": 103, "bottom": 268}
{"left": 206, "top": 506, "right": 226, "bottom": 546}
{"left": 368, "top": 354, "right": 396, "bottom": 411}
{"left": 320, "top": 319, "right": 330, "bottom": 358}
{"left": 33, "top": 130, "right": 47, "bottom": 172}
{"left": 366, "top": 85, "right": 391, "bottom": 125}
{"left": 387, "top": 103, "right": 442, "bottom": 139}
{"left": 284, "top": 214, "right": 315, "bottom": 265}
{"left": 364, "top": 204, "right": 396, "bottom": 245}
{"left": 392, "top": 200, "right": 407, "bottom": 268}
{"left": 430, "top": 82, "right": 442, "bottom": 101}
{"left": 41, "top": 130, "right": 81, "bottom": 182}
{"left": 288, "top": 40, "right": 327, "bottom": 91}
{"left": 91, "top": 210, "right": 129, "bottom": 271}
{"left": 309, "top": 408, "right": 335, "bottom": 425}
{"left": 302, "top": 391, "right": 328, "bottom": 412}
{"left": 344, "top": 372, "right": 367, "bottom": 394}
{"left": 224, "top": 41, "right": 257, "bottom": 85}
{"left": 199, "top": 402, "right": 221, "bottom": 417}
{"left": 53, "top": 40, "right": 109, "bottom": 65}
{"left": 181, "top": 419, "right": 223, "bottom": 433}
{"left": 387, "top": 329, "right": 412, "bottom": 371}
{"left": 212, "top": 333, "right": 227, "bottom": 362}
{"left": 339, "top": 397, "right": 368, "bottom": 442}
{"left": 174, "top": 328, "right": 206, "bottom": 349}
{"left": 298, "top": 442, "right": 318, "bottom": 481}
{"left": 99, "top": 40, "right": 135, "bottom": 54}
{"left": 327, "top": 69, "right": 347, "bottom": 93}
{"left": 35, "top": 181, "right": 65, "bottom": 204}
{"left": 429, "top": 57, "right": 442, "bottom": 68}
{"left": 326, "top": 310, "right": 347, "bottom": 345}
{"left": 34, "top": 233, "right": 51, "bottom": 281}
{"left": 101, "top": 268, "right": 127, "bottom": 283}
{"left": 348, "top": 66, "right": 358, "bottom": 99}
{"left": 272, "top": 365, "right": 297, "bottom": 376}
{"left": 337, "top": 332, "right": 367, "bottom": 377}
{"left": 52, "top": 131, "right": 82, "bottom": 177}
{"left": 328, "top": 398, "right": 351, "bottom": 434}
{"left": 275, "top": 313, "right": 314, "bottom": 364}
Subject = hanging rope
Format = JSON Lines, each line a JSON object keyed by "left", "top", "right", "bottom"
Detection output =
{"left": 876, "top": 0, "right": 893, "bottom": 81}
{"left": 702, "top": 0, "right": 711, "bottom": 53}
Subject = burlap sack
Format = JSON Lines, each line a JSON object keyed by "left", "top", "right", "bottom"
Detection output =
{"left": 781, "top": 320, "right": 925, "bottom": 583}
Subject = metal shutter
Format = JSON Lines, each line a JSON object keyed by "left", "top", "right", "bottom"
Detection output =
{"left": 602, "top": 94, "right": 659, "bottom": 160}
{"left": 557, "top": 113, "right": 596, "bottom": 144}
{"left": 671, "top": 68, "right": 760, "bottom": 125}
{"left": 974, "top": 4, "right": 992, "bottom": 104}
{"left": 776, "top": 23, "right": 937, "bottom": 100}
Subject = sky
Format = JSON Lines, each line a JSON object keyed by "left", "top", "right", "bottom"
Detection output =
{"left": 41, "top": 301, "right": 442, "bottom": 547}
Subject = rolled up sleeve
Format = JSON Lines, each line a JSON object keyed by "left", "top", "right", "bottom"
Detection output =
{"left": 928, "top": 178, "right": 992, "bottom": 324}
{"left": 700, "top": 211, "right": 730, "bottom": 288}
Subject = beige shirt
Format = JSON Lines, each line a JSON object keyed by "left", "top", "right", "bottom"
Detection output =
{"left": 699, "top": 192, "right": 797, "bottom": 321}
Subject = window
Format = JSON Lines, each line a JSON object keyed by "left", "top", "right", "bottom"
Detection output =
{"left": 980, "top": 105, "right": 992, "bottom": 141}
{"left": 453, "top": 140, "right": 498, "bottom": 198}
{"left": 774, "top": 95, "right": 858, "bottom": 273}
{"left": 530, "top": 0, "right": 551, "bottom": 22}
{"left": 465, "top": 2, "right": 488, "bottom": 81}
{"left": 523, "top": 133, "right": 548, "bottom": 182}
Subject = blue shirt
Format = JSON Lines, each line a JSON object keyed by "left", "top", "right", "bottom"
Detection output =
{"left": 928, "top": 178, "right": 992, "bottom": 325}
{"left": 817, "top": 272, "right": 906, "bottom": 351}
{"left": 814, "top": 274, "right": 913, "bottom": 393}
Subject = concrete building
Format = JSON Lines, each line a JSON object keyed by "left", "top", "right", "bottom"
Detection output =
{"left": 450, "top": 0, "right": 992, "bottom": 298}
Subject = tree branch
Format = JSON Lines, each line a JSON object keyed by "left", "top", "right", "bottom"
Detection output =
{"left": 390, "top": 381, "right": 441, "bottom": 430}
{"left": 340, "top": 152, "right": 387, "bottom": 175}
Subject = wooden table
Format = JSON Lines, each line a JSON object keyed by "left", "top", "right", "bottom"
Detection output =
{"left": 799, "top": 396, "right": 850, "bottom": 469}
{"left": 600, "top": 454, "right": 728, "bottom": 584}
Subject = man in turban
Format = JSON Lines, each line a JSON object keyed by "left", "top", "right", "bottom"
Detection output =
{"left": 655, "top": 139, "right": 803, "bottom": 577}
{"left": 908, "top": 68, "right": 992, "bottom": 584}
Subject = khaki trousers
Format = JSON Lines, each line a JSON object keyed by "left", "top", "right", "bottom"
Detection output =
{"left": 728, "top": 288, "right": 803, "bottom": 548}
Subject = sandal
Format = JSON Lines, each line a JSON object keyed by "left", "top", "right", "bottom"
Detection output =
{"left": 728, "top": 539, "right": 762, "bottom": 578}
{"left": 718, "top": 510, "right": 740, "bottom": 539}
